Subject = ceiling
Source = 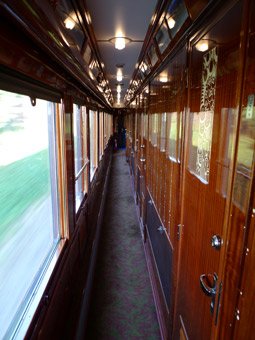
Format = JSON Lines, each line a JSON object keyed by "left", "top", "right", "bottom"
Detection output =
{"left": 85, "top": 0, "right": 158, "bottom": 108}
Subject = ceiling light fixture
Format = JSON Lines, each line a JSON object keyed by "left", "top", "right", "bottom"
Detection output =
{"left": 98, "top": 37, "right": 143, "bottom": 50}
{"left": 117, "top": 73, "right": 123, "bottom": 82}
{"left": 115, "top": 37, "right": 126, "bottom": 50}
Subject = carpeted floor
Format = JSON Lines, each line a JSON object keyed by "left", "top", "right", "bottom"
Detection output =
{"left": 85, "top": 150, "right": 161, "bottom": 340}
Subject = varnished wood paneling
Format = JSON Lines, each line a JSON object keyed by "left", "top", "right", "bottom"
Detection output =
{"left": 175, "top": 2, "right": 244, "bottom": 339}
{"left": 218, "top": 1, "right": 255, "bottom": 337}
{"left": 233, "top": 189, "right": 255, "bottom": 339}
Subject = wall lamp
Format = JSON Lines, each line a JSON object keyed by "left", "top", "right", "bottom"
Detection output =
{"left": 195, "top": 39, "right": 219, "bottom": 52}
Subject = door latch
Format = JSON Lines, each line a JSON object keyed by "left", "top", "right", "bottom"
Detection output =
{"left": 200, "top": 273, "right": 218, "bottom": 314}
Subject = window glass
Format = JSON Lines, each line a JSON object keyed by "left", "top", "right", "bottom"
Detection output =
{"left": 104, "top": 113, "right": 113, "bottom": 147}
{"left": 73, "top": 105, "right": 88, "bottom": 211}
{"left": 83, "top": 44, "right": 92, "bottom": 64}
{"left": 188, "top": 47, "right": 217, "bottom": 183}
{"left": 148, "top": 44, "right": 158, "bottom": 67}
{"left": 89, "top": 110, "right": 98, "bottom": 181}
{"left": 156, "top": 21, "right": 171, "bottom": 54}
{"left": 56, "top": 0, "right": 85, "bottom": 50}
{"left": 188, "top": 111, "right": 214, "bottom": 183}
{"left": 233, "top": 103, "right": 255, "bottom": 211}
{"left": 99, "top": 111, "right": 104, "bottom": 160}
{"left": 0, "top": 90, "right": 62, "bottom": 338}
{"left": 166, "top": 0, "right": 189, "bottom": 38}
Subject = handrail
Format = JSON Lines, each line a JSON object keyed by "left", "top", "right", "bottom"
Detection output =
{"left": 75, "top": 159, "right": 90, "bottom": 181}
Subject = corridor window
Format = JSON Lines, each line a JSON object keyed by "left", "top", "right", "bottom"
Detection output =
{"left": 166, "top": 0, "right": 189, "bottom": 38}
{"left": 0, "top": 89, "right": 65, "bottom": 338}
{"left": 89, "top": 110, "right": 98, "bottom": 181}
{"left": 99, "top": 111, "right": 104, "bottom": 160}
{"left": 73, "top": 105, "right": 89, "bottom": 211}
{"left": 104, "top": 113, "right": 113, "bottom": 147}
{"left": 156, "top": 21, "right": 171, "bottom": 54}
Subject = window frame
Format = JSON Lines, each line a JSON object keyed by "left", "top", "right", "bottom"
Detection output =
{"left": 0, "top": 86, "right": 68, "bottom": 339}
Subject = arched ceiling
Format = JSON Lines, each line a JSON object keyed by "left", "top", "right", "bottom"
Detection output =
{"left": 85, "top": 0, "right": 159, "bottom": 108}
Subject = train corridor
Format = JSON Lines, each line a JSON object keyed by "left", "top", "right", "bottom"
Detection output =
{"left": 85, "top": 150, "right": 161, "bottom": 339}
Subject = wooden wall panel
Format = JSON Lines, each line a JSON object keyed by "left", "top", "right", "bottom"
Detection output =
{"left": 218, "top": 1, "right": 255, "bottom": 337}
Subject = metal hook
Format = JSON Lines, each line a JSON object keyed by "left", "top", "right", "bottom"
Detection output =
{"left": 30, "top": 97, "right": 36, "bottom": 106}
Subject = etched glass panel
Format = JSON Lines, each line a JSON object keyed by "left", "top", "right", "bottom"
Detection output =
{"left": 189, "top": 47, "right": 218, "bottom": 183}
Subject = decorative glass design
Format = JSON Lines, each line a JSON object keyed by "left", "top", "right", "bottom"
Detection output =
{"left": 200, "top": 47, "right": 218, "bottom": 112}
{"left": 190, "top": 47, "right": 218, "bottom": 182}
